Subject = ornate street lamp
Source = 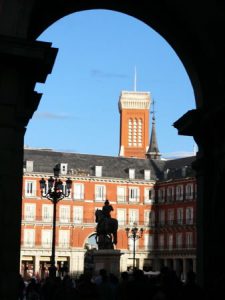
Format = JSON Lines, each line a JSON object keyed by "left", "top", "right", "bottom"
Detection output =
{"left": 39, "top": 165, "right": 72, "bottom": 278}
{"left": 125, "top": 224, "right": 143, "bottom": 271}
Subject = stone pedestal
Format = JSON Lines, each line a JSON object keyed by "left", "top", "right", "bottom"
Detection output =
{"left": 92, "top": 250, "right": 123, "bottom": 277}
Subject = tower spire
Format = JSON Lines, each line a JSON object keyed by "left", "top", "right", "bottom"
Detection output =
{"left": 146, "top": 99, "right": 161, "bottom": 160}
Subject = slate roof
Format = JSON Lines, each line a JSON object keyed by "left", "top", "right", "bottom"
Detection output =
{"left": 23, "top": 148, "right": 196, "bottom": 181}
{"left": 163, "top": 156, "right": 196, "bottom": 180}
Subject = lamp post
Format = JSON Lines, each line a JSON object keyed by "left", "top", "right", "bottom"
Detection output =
{"left": 39, "top": 165, "right": 72, "bottom": 278}
{"left": 125, "top": 224, "right": 143, "bottom": 271}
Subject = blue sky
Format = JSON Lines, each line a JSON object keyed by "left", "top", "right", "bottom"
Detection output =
{"left": 25, "top": 9, "right": 196, "bottom": 158}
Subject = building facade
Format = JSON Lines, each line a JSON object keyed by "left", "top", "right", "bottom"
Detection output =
{"left": 20, "top": 90, "right": 196, "bottom": 280}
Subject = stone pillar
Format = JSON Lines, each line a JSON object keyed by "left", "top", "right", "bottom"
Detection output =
{"left": 92, "top": 250, "right": 123, "bottom": 277}
{"left": 154, "top": 258, "right": 162, "bottom": 272}
{"left": 70, "top": 250, "right": 85, "bottom": 275}
{"left": 174, "top": 259, "right": 181, "bottom": 278}
{"left": 34, "top": 256, "right": 40, "bottom": 276}
{"left": 164, "top": 259, "right": 168, "bottom": 267}
{"left": 193, "top": 258, "right": 197, "bottom": 273}
{"left": 183, "top": 259, "right": 187, "bottom": 282}
{"left": 138, "top": 256, "right": 144, "bottom": 270}
{"left": 120, "top": 253, "right": 128, "bottom": 272}
{"left": 0, "top": 35, "right": 57, "bottom": 299}
{"left": 174, "top": 108, "right": 225, "bottom": 297}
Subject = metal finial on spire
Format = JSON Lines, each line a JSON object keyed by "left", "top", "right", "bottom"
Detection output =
{"left": 134, "top": 66, "right": 137, "bottom": 91}
{"left": 151, "top": 98, "right": 156, "bottom": 121}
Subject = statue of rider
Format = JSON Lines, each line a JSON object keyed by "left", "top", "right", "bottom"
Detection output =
{"left": 102, "top": 199, "right": 113, "bottom": 219}
{"left": 95, "top": 199, "right": 117, "bottom": 249}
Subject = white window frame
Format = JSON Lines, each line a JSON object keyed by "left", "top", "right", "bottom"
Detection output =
{"left": 176, "top": 233, "right": 183, "bottom": 249}
{"left": 24, "top": 229, "right": 35, "bottom": 248}
{"left": 186, "top": 207, "right": 193, "bottom": 224}
{"left": 24, "top": 203, "right": 36, "bottom": 221}
{"left": 166, "top": 187, "right": 174, "bottom": 202}
{"left": 95, "top": 185, "right": 106, "bottom": 201}
{"left": 59, "top": 230, "right": 70, "bottom": 248}
{"left": 117, "top": 186, "right": 126, "bottom": 202}
{"left": 167, "top": 209, "right": 174, "bottom": 225}
{"left": 95, "top": 166, "right": 102, "bottom": 177}
{"left": 73, "top": 206, "right": 83, "bottom": 224}
{"left": 73, "top": 183, "right": 84, "bottom": 200}
{"left": 42, "top": 204, "right": 53, "bottom": 222}
{"left": 128, "top": 209, "right": 139, "bottom": 225}
{"left": 129, "top": 169, "right": 135, "bottom": 179}
{"left": 177, "top": 208, "right": 183, "bottom": 225}
{"left": 25, "top": 180, "right": 37, "bottom": 197}
{"left": 117, "top": 208, "right": 126, "bottom": 226}
{"left": 62, "top": 181, "right": 72, "bottom": 199}
{"left": 41, "top": 229, "right": 52, "bottom": 248}
{"left": 186, "top": 232, "right": 193, "bottom": 248}
{"left": 176, "top": 185, "right": 183, "bottom": 201}
{"left": 185, "top": 184, "right": 193, "bottom": 200}
{"left": 144, "top": 234, "right": 154, "bottom": 250}
{"left": 144, "top": 170, "right": 151, "bottom": 180}
{"left": 144, "top": 188, "right": 154, "bottom": 203}
{"left": 129, "top": 187, "right": 140, "bottom": 202}
{"left": 168, "top": 234, "right": 173, "bottom": 250}
{"left": 144, "top": 210, "right": 150, "bottom": 226}
{"left": 158, "top": 188, "right": 165, "bottom": 203}
{"left": 59, "top": 205, "right": 70, "bottom": 223}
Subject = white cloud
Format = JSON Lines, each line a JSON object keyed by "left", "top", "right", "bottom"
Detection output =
{"left": 162, "top": 151, "right": 196, "bottom": 159}
{"left": 33, "top": 111, "right": 74, "bottom": 120}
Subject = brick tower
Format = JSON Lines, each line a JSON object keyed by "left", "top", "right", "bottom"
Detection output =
{"left": 118, "top": 91, "right": 151, "bottom": 158}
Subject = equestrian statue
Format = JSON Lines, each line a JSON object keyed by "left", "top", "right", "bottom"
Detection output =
{"left": 95, "top": 200, "right": 118, "bottom": 249}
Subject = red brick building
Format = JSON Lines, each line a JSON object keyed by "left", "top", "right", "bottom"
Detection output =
{"left": 20, "top": 90, "right": 196, "bottom": 280}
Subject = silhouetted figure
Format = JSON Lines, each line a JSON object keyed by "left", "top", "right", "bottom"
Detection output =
{"left": 96, "top": 269, "right": 116, "bottom": 300}
{"left": 181, "top": 270, "right": 205, "bottom": 300}
{"left": 102, "top": 200, "right": 114, "bottom": 218}
{"left": 125, "top": 269, "right": 150, "bottom": 300}
{"left": 77, "top": 272, "right": 98, "bottom": 300}
{"left": 26, "top": 277, "right": 40, "bottom": 300}
{"left": 95, "top": 201, "right": 118, "bottom": 249}
{"left": 118, "top": 272, "right": 130, "bottom": 300}
{"left": 152, "top": 266, "right": 182, "bottom": 300}
{"left": 54, "top": 275, "right": 79, "bottom": 300}
{"left": 18, "top": 274, "right": 25, "bottom": 300}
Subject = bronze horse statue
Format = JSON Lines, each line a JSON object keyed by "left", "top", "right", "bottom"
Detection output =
{"left": 95, "top": 209, "right": 118, "bottom": 249}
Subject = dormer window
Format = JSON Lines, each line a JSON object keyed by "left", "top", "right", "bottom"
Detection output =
{"left": 95, "top": 166, "right": 102, "bottom": 177}
{"left": 60, "top": 163, "right": 68, "bottom": 175}
{"left": 144, "top": 170, "right": 151, "bottom": 180}
{"left": 129, "top": 168, "right": 135, "bottom": 179}
{"left": 24, "top": 161, "right": 33, "bottom": 172}
{"left": 164, "top": 169, "right": 169, "bottom": 180}
{"left": 182, "top": 166, "right": 188, "bottom": 177}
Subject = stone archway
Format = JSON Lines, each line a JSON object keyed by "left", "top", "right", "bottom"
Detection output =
{"left": 84, "top": 234, "right": 98, "bottom": 273}
{"left": 0, "top": 1, "right": 225, "bottom": 298}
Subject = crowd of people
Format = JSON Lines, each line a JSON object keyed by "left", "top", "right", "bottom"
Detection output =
{"left": 18, "top": 266, "right": 206, "bottom": 300}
